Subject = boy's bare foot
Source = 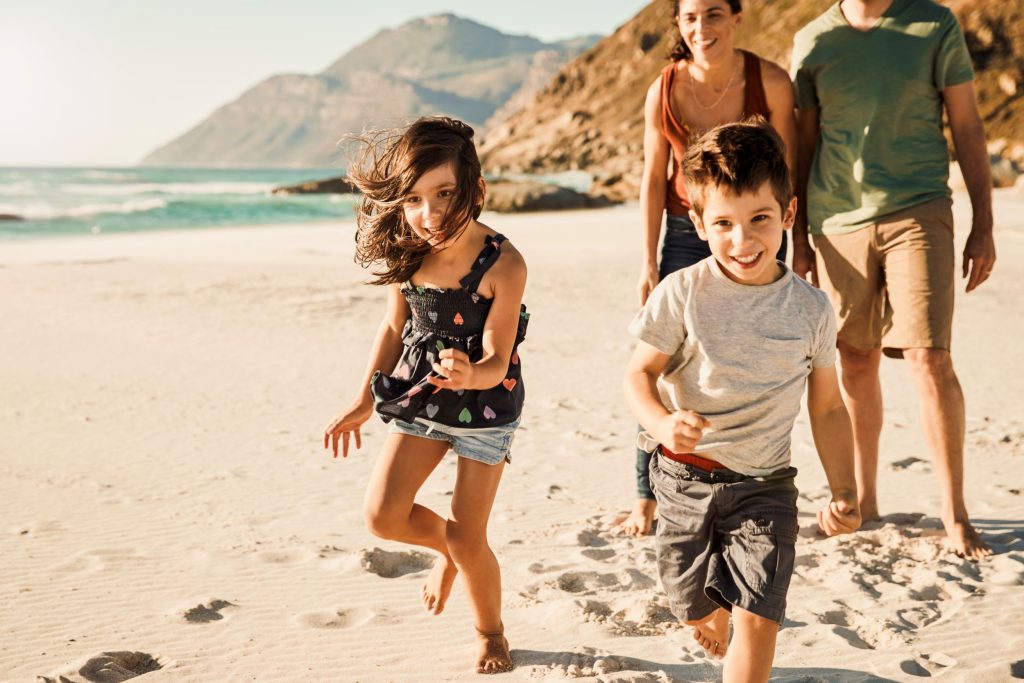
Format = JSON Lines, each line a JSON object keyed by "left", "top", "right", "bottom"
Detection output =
{"left": 690, "top": 608, "right": 730, "bottom": 659}
{"left": 475, "top": 630, "right": 513, "bottom": 674}
{"left": 618, "top": 498, "right": 657, "bottom": 537}
{"left": 943, "top": 518, "right": 992, "bottom": 560}
{"left": 421, "top": 555, "right": 458, "bottom": 615}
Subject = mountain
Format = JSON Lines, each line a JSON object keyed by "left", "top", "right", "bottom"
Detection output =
{"left": 140, "top": 14, "right": 598, "bottom": 168}
{"left": 479, "top": 0, "right": 1024, "bottom": 201}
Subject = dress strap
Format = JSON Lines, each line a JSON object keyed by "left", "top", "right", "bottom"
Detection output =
{"left": 459, "top": 234, "right": 507, "bottom": 294}
{"left": 742, "top": 50, "right": 771, "bottom": 119}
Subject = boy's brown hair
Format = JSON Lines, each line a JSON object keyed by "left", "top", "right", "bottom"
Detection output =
{"left": 681, "top": 118, "right": 791, "bottom": 216}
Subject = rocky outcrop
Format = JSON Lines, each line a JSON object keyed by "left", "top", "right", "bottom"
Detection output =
{"left": 140, "top": 15, "right": 597, "bottom": 168}
{"left": 480, "top": 0, "right": 1024, "bottom": 202}
{"left": 485, "top": 180, "right": 617, "bottom": 213}
{"left": 0, "top": 213, "right": 23, "bottom": 221}
{"left": 271, "top": 177, "right": 358, "bottom": 195}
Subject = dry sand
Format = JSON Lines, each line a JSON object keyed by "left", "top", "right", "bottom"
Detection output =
{"left": 1, "top": 190, "right": 1023, "bottom": 682}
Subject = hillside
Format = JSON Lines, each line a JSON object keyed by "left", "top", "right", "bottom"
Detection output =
{"left": 479, "top": 0, "right": 1024, "bottom": 201}
{"left": 140, "top": 15, "right": 598, "bottom": 168}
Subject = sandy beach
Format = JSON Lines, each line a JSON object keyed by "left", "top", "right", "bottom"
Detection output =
{"left": 2, "top": 190, "right": 1023, "bottom": 682}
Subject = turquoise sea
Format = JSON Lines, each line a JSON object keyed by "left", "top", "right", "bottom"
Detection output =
{"left": 0, "top": 167, "right": 358, "bottom": 240}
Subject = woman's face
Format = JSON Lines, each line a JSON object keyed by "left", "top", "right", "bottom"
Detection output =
{"left": 677, "top": 0, "right": 741, "bottom": 62}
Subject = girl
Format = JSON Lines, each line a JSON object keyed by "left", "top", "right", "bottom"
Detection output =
{"left": 620, "top": 0, "right": 798, "bottom": 537}
{"left": 323, "top": 116, "right": 527, "bottom": 675}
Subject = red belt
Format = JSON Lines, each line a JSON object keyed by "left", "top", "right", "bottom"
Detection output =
{"left": 659, "top": 446, "right": 725, "bottom": 472}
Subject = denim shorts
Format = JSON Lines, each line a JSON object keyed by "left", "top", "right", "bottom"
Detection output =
{"left": 650, "top": 451, "right": 799, "bottom": 625}
{"left": 387, "top": 416, "right": 519, "bottom": 466}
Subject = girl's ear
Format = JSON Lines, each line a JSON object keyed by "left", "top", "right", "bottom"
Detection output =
{"left": 689, "top": 209, "right": 707, "bottom": 240}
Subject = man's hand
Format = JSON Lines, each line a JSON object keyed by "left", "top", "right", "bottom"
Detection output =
{"left": 817, "top": 489, "right": 861, "bottom": 536}
{"left": 654, "top": 410, "right": 710, "bottom": 453}
{"left": 962, "top": 226, "right": 996, "bottom": 293}
{"left": 791, "top": 238, "right": 818, "bottom": 286}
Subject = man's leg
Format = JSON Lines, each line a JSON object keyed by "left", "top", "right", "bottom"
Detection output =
{"left": 903, "top": 348, "right": 991, "bottom": 559}
{"left": 722, "top": 607, "right": 778, "bottom": 683}
{"left": 837, "top": 342, "right": 884, "bottom": 522}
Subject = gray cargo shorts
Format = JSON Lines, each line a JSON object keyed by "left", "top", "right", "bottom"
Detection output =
{"left": 650, "top": 450, "right": 799, "bottom": 625}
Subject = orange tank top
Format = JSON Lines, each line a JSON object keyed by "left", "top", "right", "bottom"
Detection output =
{"left": 661, "top": 50, "right": 771, "bottom": 216}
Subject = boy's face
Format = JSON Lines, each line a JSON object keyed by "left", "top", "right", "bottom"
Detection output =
{"left": 690, "top": 181, "right": 796, "bottom": 286}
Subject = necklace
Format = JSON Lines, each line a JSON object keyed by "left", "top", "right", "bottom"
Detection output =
{"left": 687, "top": 54, "right": 741, "bottom": 111}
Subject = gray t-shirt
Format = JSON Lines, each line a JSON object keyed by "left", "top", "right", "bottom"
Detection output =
{"left": 629, "top": 257, "right": 837, "bottom": 476}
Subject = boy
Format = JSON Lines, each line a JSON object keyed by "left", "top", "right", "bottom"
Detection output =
{"left": 623, "top": 120, "right": 860, "bottom": 681}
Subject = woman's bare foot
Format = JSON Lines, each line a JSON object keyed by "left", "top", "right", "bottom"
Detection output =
{"left": 475, "top": 630, "right": 513, "bottom": 674}
{"left": 422, "top": 555, "right": 458, "bottom": 615}
{"left": 943, "top": 518, "right": 992, "bottom": 560}
{"left": 617, "top": 498, "right": 657, "bottom": 537}
{"left": 858, "top": 496, "right": 881, "bottom": 524}
{"left": 690, "top": 608, "right": 730, "bottom": 659}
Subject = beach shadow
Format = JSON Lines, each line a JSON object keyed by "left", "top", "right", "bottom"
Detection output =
{"left": 512, "top": 648, "right": 896, "bottom": 682}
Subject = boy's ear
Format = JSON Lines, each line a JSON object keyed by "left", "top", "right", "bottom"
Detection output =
{"left": 689, "top": 209, "right": 708, "bottom": 241}
{"left": 783, "top": 196, "right": 797, "bottom": 227}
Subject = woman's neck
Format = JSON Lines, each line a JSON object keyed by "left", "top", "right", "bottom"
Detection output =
{"left": 687, "top": 48, "right": 740, "bottom": 88}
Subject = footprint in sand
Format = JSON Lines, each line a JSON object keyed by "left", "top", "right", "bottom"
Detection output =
{"left": 183, "top": 600, "right": 235, "bottom": 623}
{"left": 359, "top": 547, "right": 433, "bottom": 578}
{"left": 298, "top": 606, "right": 376, "bottom": 630}
{"left": 58, "top": 651, "right": 162, "bottom": 682}
{"left": 1011, "top": 659, "right": 1024, "bottom": 679}
{"left": 890, "top": 456, "right": 929, "bottom": 470}
{"left": 257, "top": 548, "right": 316, "bottom": 564}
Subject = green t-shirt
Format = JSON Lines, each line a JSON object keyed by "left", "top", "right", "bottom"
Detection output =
{"left": 791, "top": 0, "right": 974, "bottom": 235}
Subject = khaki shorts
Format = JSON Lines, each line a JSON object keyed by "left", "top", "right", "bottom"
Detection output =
{"left": 812, "top": 197, "right": 954, "bottom": 358}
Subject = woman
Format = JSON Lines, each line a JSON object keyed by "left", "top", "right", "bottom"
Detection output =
{"left": 620, "top": 0, "right": 798, "bottom": 537}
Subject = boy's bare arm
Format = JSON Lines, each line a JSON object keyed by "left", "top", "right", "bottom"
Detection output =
{"left": 624, "top": 340, "right": 708, "bottom": 453}
{"left": 807, "top": 365, "right": 861, "bottom": 535}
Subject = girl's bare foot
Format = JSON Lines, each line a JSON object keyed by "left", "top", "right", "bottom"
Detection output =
{"left": 691, "top": 608, "right": 730, "bottom": 659}
{"left": 422, "top": 555, "right": 458, "bottom": 615}
{"left": 618, "top": 498, "right": 657, "bottom": 537}
{"left": 475, "top": 630, "right": 513, "bottom": 674}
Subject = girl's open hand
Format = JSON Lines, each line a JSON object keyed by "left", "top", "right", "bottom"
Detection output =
{"left": 324, "top": 401, "right": 374, "bottom": 458}
{"left": 817, "top": 489, "right": 861, "bottom": 536}
{"left": 428, "top": 348, "right": 475, "bottom": 391}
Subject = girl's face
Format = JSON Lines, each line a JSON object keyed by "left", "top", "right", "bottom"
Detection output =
{"left": 402, "top": 162, "right": 459, "bottom": 247}
{"left": 677, "top": 0, "right": 740, "bottom": 62}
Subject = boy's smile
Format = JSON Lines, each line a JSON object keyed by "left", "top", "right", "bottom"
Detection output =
{"left": 690, "top": 181, "right": 796, "bottom": 286}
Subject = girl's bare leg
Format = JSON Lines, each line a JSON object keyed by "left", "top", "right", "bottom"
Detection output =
{"left": 447, "top": 456, "right": 511, "bottom": 674}
{"left": 362, "top": 434, "right": 458, "bottom": 614}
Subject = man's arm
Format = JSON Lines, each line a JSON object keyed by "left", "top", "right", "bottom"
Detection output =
{"left": 943, "top": 80, "right": 995, "bottom": 293}
{"left": 792, "top": 107, "right": 820, "bottom": 285}
{"left": 807, "top": 364, "right": 860, "bottom": 535}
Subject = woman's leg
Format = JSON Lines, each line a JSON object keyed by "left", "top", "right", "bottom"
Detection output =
{"left": 362, "top": 434, "right": 458, "bottom": 613}
{"left": 447, "top": 456, "right": 512, "bottom": 673}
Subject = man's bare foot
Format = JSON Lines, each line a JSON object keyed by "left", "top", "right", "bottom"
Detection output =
{"left": 475, "top": 630, "right": 513, "bottom": 674}
{"left": 617, "top": 498, "right": 657, "bottom": 537}
{"left": 943, "top": 518, "right": 992, "bottom": 560}
{"left": 421, "top": 555, "right": 458, "bottom": 615}
{"left": 689, "top": 608, "right": 730, "bottom": 659}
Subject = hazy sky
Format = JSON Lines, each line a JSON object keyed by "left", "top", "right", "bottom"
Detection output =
{"left": 0, "top": 1, "right": 648, "bottom": 167}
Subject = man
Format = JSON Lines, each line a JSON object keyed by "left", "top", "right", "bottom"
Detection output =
{"left": 790, "top": 0, "right": 995, "bottom": 559}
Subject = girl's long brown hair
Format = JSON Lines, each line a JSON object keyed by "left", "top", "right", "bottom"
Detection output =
{"left": 668, "top": 0, "right": 742, "bottom": 62}
{"left": 348, "top": 117, "right": 485, "bottom": 285}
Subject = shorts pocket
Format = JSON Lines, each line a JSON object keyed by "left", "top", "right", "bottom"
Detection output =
{"left": 739, "top": 512, "right": 798, "bottom": 595}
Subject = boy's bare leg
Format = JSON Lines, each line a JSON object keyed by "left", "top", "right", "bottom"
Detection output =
{"left": 619, "top": 498, "right": 657, "bottom": 536}
{"left": 903, "top": 348, "right": 991, "bottom": 559}
{"left": 685, "top": 607, "right": 730, "bottom": 658}
{"left": 362, "top": 435, "right": 458, "bottom": 614}
{"left": 837, "top": 344, "right": 884, "bottom": 522}
{"left": 723, "top": 607, "right": 778, "bottom": 683}
{"left": 449, "top": 456, "right": 512, "bottom": 674}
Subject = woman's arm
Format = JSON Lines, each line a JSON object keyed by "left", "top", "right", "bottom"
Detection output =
{"left": 430, "top": 244, "right": 527, "bottom": 391}
{"left": 324, "top": 284, "right": 409, "bottom": 457}
{"left": 638, "top": 76, "right": 670, "bottom": 306}
{"left": 762, "top": 60, "right": 798, "bottom": 175}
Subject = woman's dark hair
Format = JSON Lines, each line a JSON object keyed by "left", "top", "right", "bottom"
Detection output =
{"left": 668, "top": 0, "right": 743, "bottom": 62}
{"left": 348, "top": 116, "right": 484, "bottom": 285}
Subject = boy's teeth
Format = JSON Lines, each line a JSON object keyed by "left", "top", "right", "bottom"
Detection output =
{"left": 733, "top": 253, "right": 760, "bottom": 264}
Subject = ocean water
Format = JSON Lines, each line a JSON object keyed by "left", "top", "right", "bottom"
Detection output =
{"left": 0, "top": 167, "right": 358, "bottom": 240}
